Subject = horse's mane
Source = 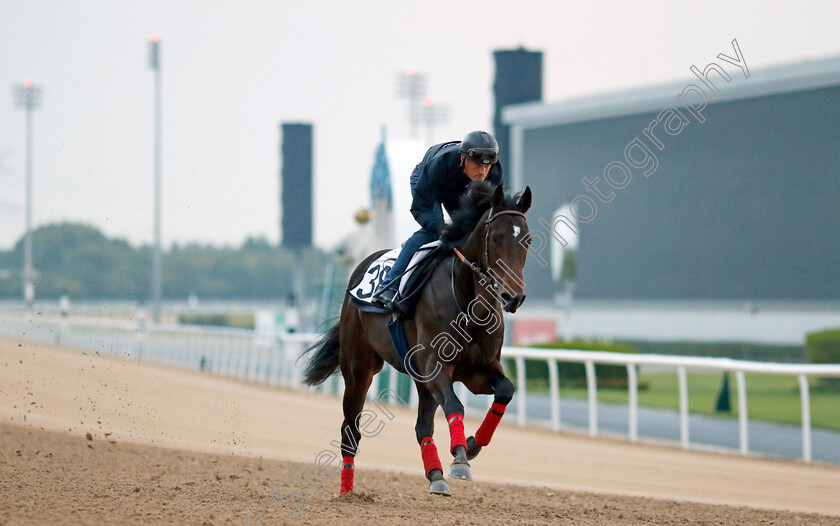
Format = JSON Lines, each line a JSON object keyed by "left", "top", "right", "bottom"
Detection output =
{"left": 440, "top": 181, "right": 521, "bottom": 250}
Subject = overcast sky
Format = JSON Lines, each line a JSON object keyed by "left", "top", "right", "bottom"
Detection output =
{"left": 0, "top": 0, "right": 838, "bottom": 251}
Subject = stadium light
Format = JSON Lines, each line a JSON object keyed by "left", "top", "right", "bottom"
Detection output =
{"left": 12, "top": 79, "right": 42, "bottom": 311}
{"left": 148, "top": 35, "right": 162, "bottom": 323}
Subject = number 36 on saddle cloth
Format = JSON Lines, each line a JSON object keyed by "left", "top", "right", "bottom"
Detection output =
{"left": 349, "top": 241, "right": 448, "bottom": 316}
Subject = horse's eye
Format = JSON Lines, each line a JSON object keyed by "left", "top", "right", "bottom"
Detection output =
{"left": 491, "top": 234, "right": 504, "bottom": 244}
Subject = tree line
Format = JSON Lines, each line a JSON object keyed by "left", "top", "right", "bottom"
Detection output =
{"left": 0, "top": 223, "right": 345, "bottom": 301}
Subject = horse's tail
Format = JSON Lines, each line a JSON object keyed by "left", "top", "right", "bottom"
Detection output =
{"left": 300, "top": 322, "right": 341, "bottom": 386}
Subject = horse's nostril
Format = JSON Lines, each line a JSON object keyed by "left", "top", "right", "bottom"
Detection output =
{"left": 500, "top": 292, "right": 513, "bottom": 304}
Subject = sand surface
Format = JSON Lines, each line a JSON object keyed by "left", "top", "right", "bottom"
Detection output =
{"left": 2, "top": 335, "right": 840, "bottom": 525}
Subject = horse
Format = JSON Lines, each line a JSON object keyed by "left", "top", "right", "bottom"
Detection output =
{"left": 301, "top": 181, "right": 532, "bottom": 497}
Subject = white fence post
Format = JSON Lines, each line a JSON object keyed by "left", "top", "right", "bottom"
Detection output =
{"left": 337, "top": 375, "right": 346, "bottom": 400}
{"left": 585, "top": 360, "right": 597, "bottom": 438}
{"left": 289, "top": 342, "right": 301, "bottom": 388}
{"left": 798, "top": 374, "right": 812, "bottom": 463}
{"left": 627, "top": 363, "right": 638, "bottom": 443}
{"left": 548, "top": 358, "right": 560, "bottom": 432}
{"left": 388, "top": 365, "right": 399, "bottom": 405}
{"left": 515, "top": 356, "right": 526, "bottom": 427}
{"left": 457, "top": 381, "right": 468, "bottom": 409}
{"left": 678, "top": 366, "right": 689, "bottom": 449}
{"left": 736, "top": 370, "right": 749, "bottom": 455}
{"left": 408, "top": 379, "right": 419, "bottom": 409}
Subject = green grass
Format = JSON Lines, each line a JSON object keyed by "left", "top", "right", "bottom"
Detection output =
{"left": 523, "top": 372, "right": 840, "bottom": 432}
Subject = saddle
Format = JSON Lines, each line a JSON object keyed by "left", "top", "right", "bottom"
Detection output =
{"left": 349, "top": 241, "right": 450, "bottom": 317}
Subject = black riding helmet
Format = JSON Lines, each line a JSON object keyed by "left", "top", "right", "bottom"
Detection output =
{"left": 459, "top": 130, "right": 499, "bottom": 165}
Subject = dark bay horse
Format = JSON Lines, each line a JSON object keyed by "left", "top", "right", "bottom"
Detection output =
{"left": 302, "top": 182, "right": 532, "bottom": 496}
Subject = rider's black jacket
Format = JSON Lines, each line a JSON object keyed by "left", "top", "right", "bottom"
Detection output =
{"left": 410, "top": 141, "right": 504, "bottom": 236}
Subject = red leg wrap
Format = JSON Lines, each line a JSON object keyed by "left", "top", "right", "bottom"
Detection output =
{"left": 340, "top": 456, "right": 354, "bottom": 495}
{"left": 447, "top": 413, "right": 467, "bottom": 454}
{"left": 474, "top": 402, "right": 507, "bottom": 447}
{"left": 420, "top": 437, "right": 443, "bottom": 475}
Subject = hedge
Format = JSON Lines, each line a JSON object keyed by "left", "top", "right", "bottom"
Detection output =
{"left": 618, "top": 340, "right": 806, "bottom": 363}
{"left": 178, "top": 313, "right": 255, "bottom": 330}
{"left": 805, "top": 328, "right": 840, "bottom": 389}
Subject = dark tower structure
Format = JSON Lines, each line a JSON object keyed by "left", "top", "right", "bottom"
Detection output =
{"left": 493, "top": 48, "right": 543, "bottom": 174}
{"left": 280, "top": 123, "right": 313, "bottom": 248}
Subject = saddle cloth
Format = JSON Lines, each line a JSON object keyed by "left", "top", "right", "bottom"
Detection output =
{"left": 349, "top": 240, "right": 444, "bottom": 310}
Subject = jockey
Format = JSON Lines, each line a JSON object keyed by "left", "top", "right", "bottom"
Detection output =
{"left": 371, "top": 130, "right": 503, "bottom": 311}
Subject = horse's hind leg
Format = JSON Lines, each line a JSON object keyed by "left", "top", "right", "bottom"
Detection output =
{"left": 337, "top": 336, "right": 383, "bottom": 494}
{"left": 414, "top": 383, "right": 450, "bottom": 496}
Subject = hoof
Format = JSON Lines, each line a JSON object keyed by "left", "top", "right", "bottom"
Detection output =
{"left": 466, "top": 436, "right": 482, "bottom": 461}
{"left": 429, "top": 479, "right": 451, "bottom": 496}
{"left": 448, "top": 461, "right": 472, "bottom": 481}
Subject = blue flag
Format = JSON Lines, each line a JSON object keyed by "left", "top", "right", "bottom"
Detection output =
{"left": 370, "top": 137, "right": 392, "bottom": 211}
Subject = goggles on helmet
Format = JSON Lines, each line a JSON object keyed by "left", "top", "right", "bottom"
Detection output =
{"left": 465, "top": 148, "right": 498, "bottom": 165}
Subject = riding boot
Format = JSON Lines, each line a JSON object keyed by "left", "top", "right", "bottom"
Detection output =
{"left": 371, "top": 284, "right": 398, "bottom": 311}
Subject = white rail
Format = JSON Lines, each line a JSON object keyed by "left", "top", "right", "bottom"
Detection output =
{"left": 2, "top": 313, "right": 838, "bottom": 462}
{"left": 0, "top": 313, "right": 320, "bottom": 390}
{"left": 501, "top": 346, "right": 840, "bottom": 463}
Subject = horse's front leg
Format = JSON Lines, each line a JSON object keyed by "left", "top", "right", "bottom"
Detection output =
{"left": 414, "top": 383, "right": 451, "bottom": 496}
{"left": 447, "top": 410, "right": 472, "bottom": 481}
{"left": 423, "top": 373, "right": 472, "bottom": 481}
{"left": 466, "top": 371, "right": 514, "bottom": 460}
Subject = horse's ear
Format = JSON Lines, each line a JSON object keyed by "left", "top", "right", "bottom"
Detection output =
{"left": 492, "top": 184, "right": 505, "bottom": 210}
{"left": 517, "top": 186, "right": 532, "bottom": 213}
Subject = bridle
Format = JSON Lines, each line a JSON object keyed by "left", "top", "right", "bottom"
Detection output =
{"left": 452, "top": 209, "right": 527, "bottom": 303}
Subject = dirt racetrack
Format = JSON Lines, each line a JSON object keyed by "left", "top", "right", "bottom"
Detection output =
{"left": 2, "top": 335, "right": 840, "bottom": 525}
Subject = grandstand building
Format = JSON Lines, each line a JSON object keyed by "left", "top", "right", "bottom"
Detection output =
{"left": 502, "top": 54, "right": 840, "bottom": 303}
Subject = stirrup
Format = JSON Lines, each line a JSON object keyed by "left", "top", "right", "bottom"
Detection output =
{"left": 371, "top": 285, "right": 397, "bottom": 310}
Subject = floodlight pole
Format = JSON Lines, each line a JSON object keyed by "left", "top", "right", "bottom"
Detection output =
{"left": 421, "top": 97, "right": 449, "bottom": 146}
{"left": 24, "top": 98, "right": 33, "bottom": 311}
{"left": 13, "top": 79, "right": 41, "bottom": 312}
{"left": 397, "top": 68, "right": 427, "bottom": 139}
{"left": 149, "top": 34, "right": 163, "bottom": 323}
